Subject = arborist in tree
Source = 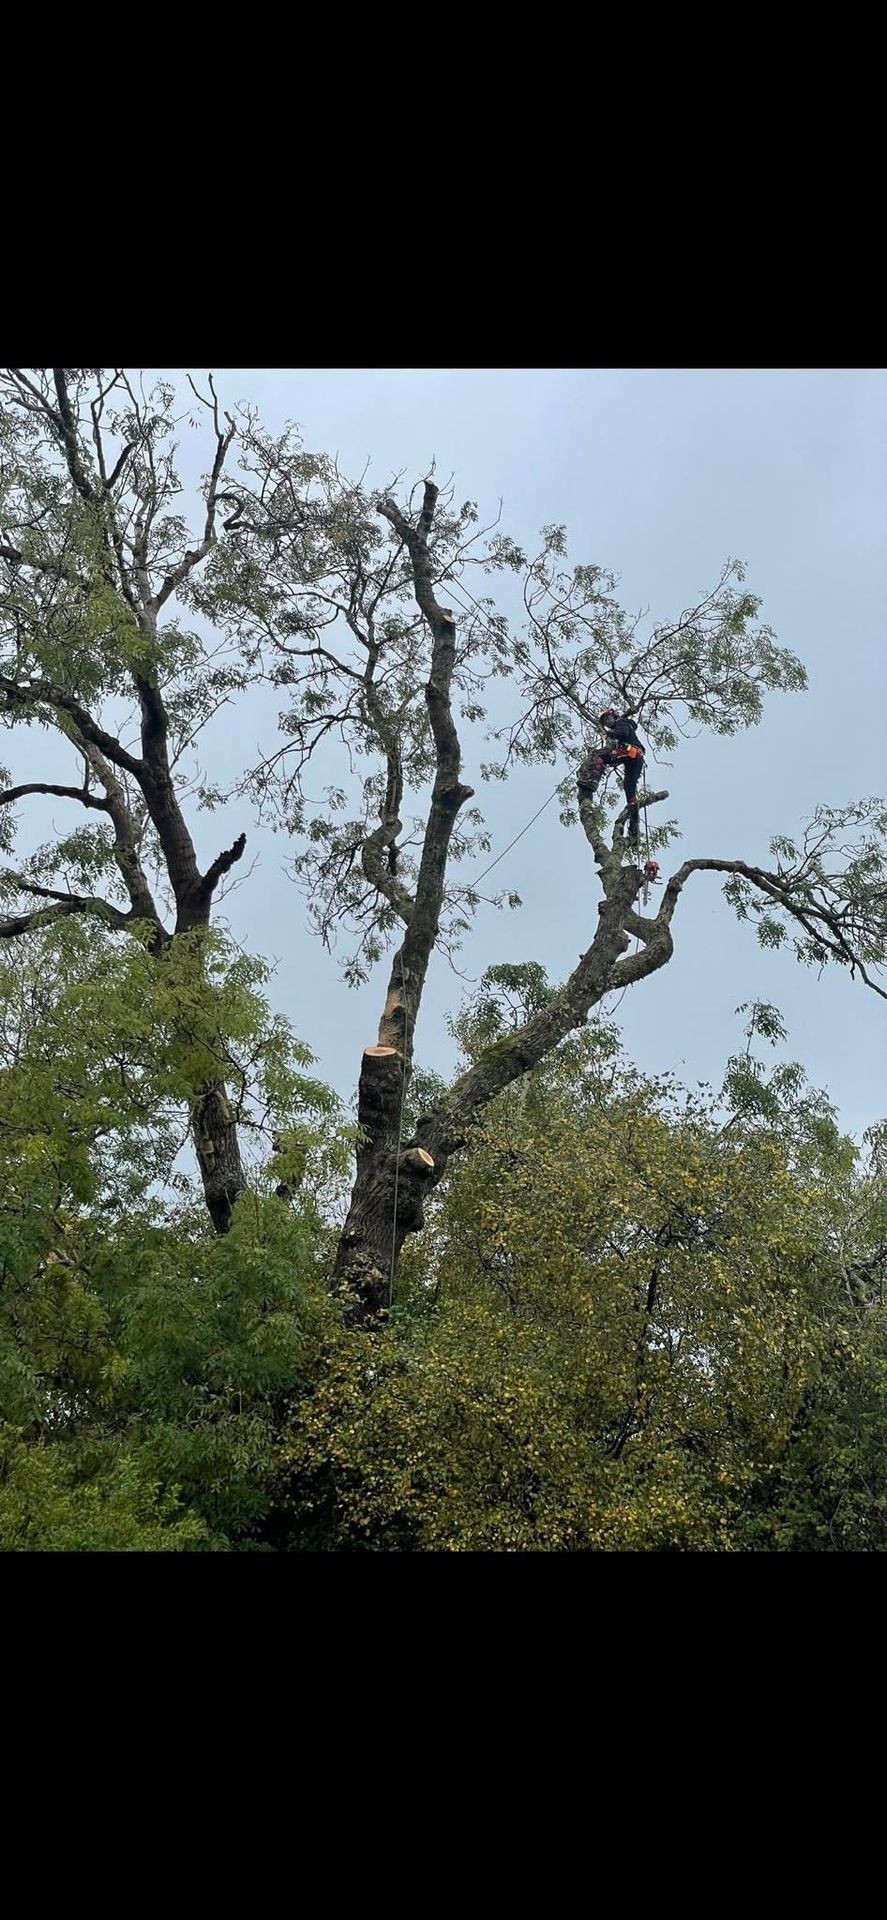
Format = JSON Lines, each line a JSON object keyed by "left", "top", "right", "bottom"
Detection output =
{"left": 578, "top": 709, "right": 646, "bottom": 846}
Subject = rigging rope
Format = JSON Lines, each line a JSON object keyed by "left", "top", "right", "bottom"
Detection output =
{"left": 470, "top": 786, "right": 561, "bottom": 890}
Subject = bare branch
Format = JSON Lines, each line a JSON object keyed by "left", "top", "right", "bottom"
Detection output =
{"left": 52, "top": 368, "right": 95, "bottom": 503}
{"left": 421, "top": 863, "right": 661, "bottom": 1157}
{"left": 0, "top": 674, "right": 144, "bottom": 778}
{"left": 2, "top": 872, "right": 133, "bottom": 934}
{"left": 154, "top": 385, "right": 235, "bottom": 610}
{"left": 200, "top": 832, "right": 247, "bottom": 901}
{"left": 1, "top": 901, "right": 95, "bottom": 940}
{"left": 660, "top": 855, "right": 887, "bottom": 1002}
{"left": 71, "top": 734, "right": 165, "bottom": 933}
{"left": 361, "top": 821, "right": 416, "bottom": 924}
{"left": 0, "top": 781, "right": 110, "bottom": 814}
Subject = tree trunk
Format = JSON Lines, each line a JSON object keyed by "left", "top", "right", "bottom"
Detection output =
{"left": 333, "top": 864, "right": 661, "bottom": 1320}
{"left": 331, "top": 1046, "right": 439, "bottom": 1318}
{"left": 191, "top": 1081, "right": 246, "bottom": 1233}
{"left": 331, "top": 1046, "right": 430, "bottom": 1319}
{"left": 161, "top": 892, "right": 248, "bottom": 1235}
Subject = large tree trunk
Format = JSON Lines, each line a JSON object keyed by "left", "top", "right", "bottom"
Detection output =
{"left": 191, "top": 1081, "right": 246, "bottom": 1233}
{"left": 333, "top": 1045, "right": 435, "bottom": 1318}
{"left": 139, "top": 680, "right": 249, "bottom": 1234}
{"left": 173, "top": 892, "right": 248, "bottom": 1235}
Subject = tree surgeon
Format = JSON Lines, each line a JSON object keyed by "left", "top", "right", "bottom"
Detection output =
{"left": 579, "top": 709, "right": 646, "bottom": 846}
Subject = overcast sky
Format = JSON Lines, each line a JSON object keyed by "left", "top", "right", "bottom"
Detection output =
{"left": 13, "top": 369, "right": 887, "bottom": 1143}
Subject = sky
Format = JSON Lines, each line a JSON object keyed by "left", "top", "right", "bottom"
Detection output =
{"left": 10, "top": 369, "right": 887, "bottom": 1142}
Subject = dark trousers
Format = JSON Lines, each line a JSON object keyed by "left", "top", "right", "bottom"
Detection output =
{"left": 594, "top": 747, "right": 644, "bottom": 841}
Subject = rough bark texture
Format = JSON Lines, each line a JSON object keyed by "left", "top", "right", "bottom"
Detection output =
{"left": 191, "top": 1082, "right": 245, "bottom": 1234}
{"left": 333, "top": 1046, "right": 413, "bottom": 1317}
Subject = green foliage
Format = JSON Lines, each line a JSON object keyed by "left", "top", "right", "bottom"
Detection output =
{"left": 0, "top": 1161, "right": 339, "bottom": 1551}
{"left": 503, "top": 546, "right": 807, "bottom": 776}
{"left": 1, "top": 373, "right": 885, "bottom": 1552}
{"left": 1, "top": 936, "right": 884, "bottom": 1551}
{"left": 0, "top": 920, "right": 346, "bottom": 1217}
{"left": 722, "top": 802, "right": 887, "bottom": 993}
{"left": 0, "top": 921, "right": 348, "bottom": 1550}
{"left": 279, "top": 988, "right": 887, "bottom": 1552}
{"left": 0, "top": 1434, "right": 208, "bottom": 1552}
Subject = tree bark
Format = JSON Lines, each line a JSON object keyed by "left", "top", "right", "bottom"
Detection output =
{"left": 333, "top": 1048, "right": 438, "bottom": 1317}
{"left": 332, "top": 1046, "right": 409, "bottom": 1317}
{"left": 191, "top": 1082, "right": 245, "bottom": 1234}
{"left": 333, "top": 482, "right": 476, "bottom": 1315}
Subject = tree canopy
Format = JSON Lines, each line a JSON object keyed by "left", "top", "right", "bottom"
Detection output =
{"left": 1, "top": 369, "right": 884, "bottom": 1551}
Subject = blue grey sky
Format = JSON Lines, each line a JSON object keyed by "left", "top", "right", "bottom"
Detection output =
{"left": 12, "top": 370, "right": 887, "bottom": 1142}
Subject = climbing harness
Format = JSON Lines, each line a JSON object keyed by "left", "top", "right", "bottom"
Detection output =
{"left": 593, "top": 712, "right": 646, "bottom": 851}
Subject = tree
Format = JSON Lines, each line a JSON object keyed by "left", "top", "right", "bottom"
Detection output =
{"left": 7, "top": 374, "right": 882, "bottom": 1323}
{"left": 0, "top": 369, "right": 251, "bottom": 1229}
{"left": 0, "top": 920, "right": 345, "bottom": 1550}
{"left": 283, "top": 975, "right": 887, "bottom": 1552}
{"left": 200, "top": 436, "right": 887, "bottom": 1320}
{"left": 2, "top": 925, "right": 883, "bottom": 1552}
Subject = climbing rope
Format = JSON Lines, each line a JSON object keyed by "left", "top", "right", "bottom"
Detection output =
{"left": 470, "top": 786, "right": 561, "bottom": 890}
